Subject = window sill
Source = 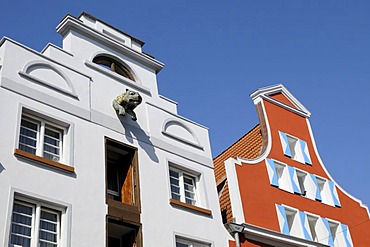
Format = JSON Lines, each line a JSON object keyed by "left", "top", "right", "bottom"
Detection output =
{"left": 169, "top": 199, "right": 212, "bottom": 216}
{"left": 14, "top": 149, "right": 74, "bottom": 173}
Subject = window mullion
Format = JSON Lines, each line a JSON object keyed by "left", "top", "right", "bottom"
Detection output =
{"left": 38, "top": 121, "right": 46, "bottom": 157}
{"left": 179, "top": 171, "right": 185, "bottom": 203}
{"left": 32, "top": 204, "right": 41, "bottom": 247}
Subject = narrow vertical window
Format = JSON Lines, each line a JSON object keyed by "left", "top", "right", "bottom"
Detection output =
{"left": 106, "top": 140, "right": 138, "bottom": 205}
{"left": 287, "top": 135, "right": 297, "bottom": 159}
{"left": 307, "top": 215, "right": 318, "bottom": 242}
{"left": 296, "top": 171, "right": 307, "bottom": 196}
{"left": 329, "top": 221, "right": 339, "bottom": 243}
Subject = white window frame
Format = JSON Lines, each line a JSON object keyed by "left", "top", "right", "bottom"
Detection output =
{"left": 169, "top": 165, "right": 199, "bottom": 206}
{"left": 9, "top": 197, "right": 63, "bottom": 247}
{"left": 15, "top": 107, "right": 73, "bottom": 168}
{"left": 19, "top": 113, "right": 65, "bottom": 163}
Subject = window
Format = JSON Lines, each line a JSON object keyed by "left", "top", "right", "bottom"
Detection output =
{"left": 169, "top": 167, "right": 197, "bottom": 206}
{"left": 307, "top": 215, "right": 318, "bottom": 242}
{"left": 19, "top": 115, "right": 63, "bottom": 162}
{"left": 296, "top": 170, "right": 307, "bottom": 196}
{"left": 315, "top": 176, "right": 341, "bottom": 207}
{"left": 93, "top": 55, "right": 135, "bottom": 81}
{"left": 9, "top": 200, "right": 61, "bottom": 247}
{"left": 168, "top": 164, "right": 211, "bottom": 215}
{"left": 265, "top": 159, "right": 341, "bottom": 207}
{"left": 107, "top": 219, "right": 140, "bottom": 247}
{"left": 279, "top": 131, "right": 312, "bottom": 165}
{"left": 265, "top": 159, "right": 300, "bottom": 194}
{"left": 329, "top": 221, "right": 339, "bottom": 243}
{"left": 15, "top": 112, "right": 73, "bottom": 173}
{"left": 276, "top": 205, "right": 354, "bottom": 247}
{"left": 175, "top": 237, "right": 210, "bottom": 247}
{"left": 106, "top": 139, "right": 138, "bottom": 205}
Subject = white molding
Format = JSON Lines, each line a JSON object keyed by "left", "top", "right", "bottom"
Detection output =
{"left": 56, "top": 15, "right": 164, "bottom": 73}
{"left": 84, "top": 60, "right": 151, "bottom": 95}
{"left": 224, "top": 158, "right": 245, "bottom": 223}
{"left": 251, "top": 84, "right": 311, "bottom": 118}
{"left": 305, "top": 118, "right": 370, "bottom": 217}
{"left": 162, "top": 118, "right": 203, "bottom": 150}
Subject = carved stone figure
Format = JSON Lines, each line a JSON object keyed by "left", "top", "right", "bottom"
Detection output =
{"left": 113, "top": 89, "right": 142, "bottom": 121}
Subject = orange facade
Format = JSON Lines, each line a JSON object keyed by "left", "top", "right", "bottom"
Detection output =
{"left": 215, "top": 85, "right": 370, "bottom": 247}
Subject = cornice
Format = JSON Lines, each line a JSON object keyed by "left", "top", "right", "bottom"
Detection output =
{"left": 56, "top": 15, "right": 164, "bottom": 73}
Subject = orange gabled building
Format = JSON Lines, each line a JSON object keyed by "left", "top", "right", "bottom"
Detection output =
{"left": 215, "top": 84, "right": 370, "bottom": 247}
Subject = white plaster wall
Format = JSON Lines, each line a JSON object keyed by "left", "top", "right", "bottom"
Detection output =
{"left": 62, "top": 30, "right": 159, "bottom": 95}
{"left": 0, "top": 89, "right": 107, "bottom": 246}
{"left": 0, "top": 14, "right": 229, "bottom": 247}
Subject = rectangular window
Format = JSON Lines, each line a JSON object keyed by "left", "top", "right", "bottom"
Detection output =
{"left": 19, "top": 115, "right": 63, "bottom": 162}
{"left": 175, "top": 237, "right": 210, "bottom": 247}
{"left": 10, "top": 200, "right": 60, "bottom": 247}
{"left": 107, "top": 220, "right": 139, "bottom": 247}
{"left": 106, "top": 139, "right": 138, "bottom": 205}
{"left": 15, "top": 111, "right": 73, "bottom": 173}
{"left": 169, "top": 166, "right": 197, "bottom": 206}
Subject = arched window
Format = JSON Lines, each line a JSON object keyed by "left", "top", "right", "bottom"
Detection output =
{"left": 93, "top": 55, "right": 135, "bottom": 81}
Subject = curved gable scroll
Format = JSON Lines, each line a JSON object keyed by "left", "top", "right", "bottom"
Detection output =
{"left": 162, "top": 119, "right": 203, "bottom": 150}
{"left": 19, "top": 60, "right": 78, "bottom": 99}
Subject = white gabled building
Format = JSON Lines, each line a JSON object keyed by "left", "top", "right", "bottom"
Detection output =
{"left": 0, "top": 12, "right": 228, "bottom": 247}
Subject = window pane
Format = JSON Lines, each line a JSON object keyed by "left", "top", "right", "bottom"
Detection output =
{"left": 170, "top": 177, "right": 179, "bottom": 186}
{"left": 170, "top": 169, "right": 179, "bottom": 178}
{"left": 10, "top": 234, "right": 31, "bottom": 247}
{"left": 172, "top": 193, "right": 181, "bottom": 201}
{"left": 10, "top": 202, "right": 33, "bottom": 247}
{"left": 171, "top": 185, "right": 180, "bottom": 194}
{"left": 43, "top": 126, "right": 61, "bottom": 162}
{"left": 19, "top": 118, "right": 38, "bottom": 154}
{"left": 45, "top": 127, "right": 61, "bottom": 140}
{"left": 107, "top": 165, "right": 119, "bottom": 193}
{"left": 39, "top": 209, "right": 58, "bottom": 246}
{"left": 176, "top": 243, "right": 189, "bottom": 247}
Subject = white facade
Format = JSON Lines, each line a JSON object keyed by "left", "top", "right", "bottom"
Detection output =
{"left": 0, "top": 13, "right": 228, "bottom": 247}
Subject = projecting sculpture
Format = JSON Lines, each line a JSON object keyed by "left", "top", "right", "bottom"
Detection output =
{"left": 113, "top": 89, "right": 142, "bottom": 121}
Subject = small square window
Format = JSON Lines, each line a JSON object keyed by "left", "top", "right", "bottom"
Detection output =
{"left": 169, "top": 166, "right": 197, "bottom": 206}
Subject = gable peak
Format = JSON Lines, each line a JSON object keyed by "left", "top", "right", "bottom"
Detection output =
{"left": 250, "top": 84, "right": 311, "bottom": 118}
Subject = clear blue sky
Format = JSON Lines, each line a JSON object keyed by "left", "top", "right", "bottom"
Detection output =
{"left": 1, "top": 1, "right": 369, "bottom": 208}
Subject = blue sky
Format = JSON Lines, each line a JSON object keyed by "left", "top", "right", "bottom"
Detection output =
{"left": 1, "top": 1, "right": 369, "bottom": 209}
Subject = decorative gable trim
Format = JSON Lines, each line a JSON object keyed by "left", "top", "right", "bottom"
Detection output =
{"left": 250, "top": 84, "right": 311, "bottom": 118}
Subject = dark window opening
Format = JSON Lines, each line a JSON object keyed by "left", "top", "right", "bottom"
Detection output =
{"left": 106, "top": 139, "right": 137, "bottom": 205}
{"left": 221, "top": 209, "right": 228, "bottom": 224}
{"left": 93, "top": 56, "right": 135, "bottom": 81}
{"left": 107, "top": 220, "right": 139, "bottom": 247}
